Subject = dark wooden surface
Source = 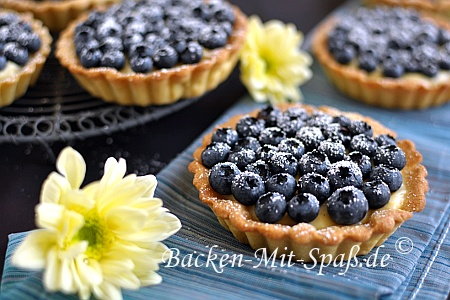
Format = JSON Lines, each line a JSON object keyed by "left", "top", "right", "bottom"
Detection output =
{"left": 0, "top": 1, "right": 343, "bottom": 276}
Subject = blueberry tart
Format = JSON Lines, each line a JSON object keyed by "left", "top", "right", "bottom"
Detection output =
{"left": 0, "top": 0, "right": 117, "bottom": 32}
{"left": 366, "top": 0, "right": 450, "bottom": 19}
{"left": 0, "top": 11, "right": 52, "bottom": 107}
{"left": 312, "top": 6, "right": 450, "bottom": 109}
{"left": 55, "top": 0, "right": 247, "bottom": 106}
{"left": 189, "top": 104, "right": 428, "bottom": 262}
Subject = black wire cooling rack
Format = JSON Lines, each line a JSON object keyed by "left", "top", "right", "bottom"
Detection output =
{"left": 0, "top": 51, "right": 199, "bottom": 144}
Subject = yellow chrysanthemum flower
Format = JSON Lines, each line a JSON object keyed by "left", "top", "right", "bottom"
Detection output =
{"left": 12, "top": 147, "right": 181, "bottom": 300}
{"left": 240, "top": 16, "right": 313, "bottom": 104}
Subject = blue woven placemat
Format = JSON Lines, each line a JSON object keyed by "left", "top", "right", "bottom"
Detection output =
{"left": 2, "top": 2, "right": 450, "bottom": 299}
{"left": 2, "top": 89, "right": 449, "bottom": 299}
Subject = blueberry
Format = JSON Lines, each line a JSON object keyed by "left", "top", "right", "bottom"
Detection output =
{"left": 296, "top": 126, "right": 325, "bottom": 150}
{"left": 332, "top": 115, "right": 351, "bottom": 128}
{"left": 327, "top": 161, "right": 363, "bottom": 190}
{"left": 3, "top": 43, "right": 28, "bottom": 66}
{"left": 298, "top": 150, "right": 330, "bottom": 175}
{"left": 259, "top": 127, "right": 286, "bottom": 146}
{"left": 212, "top": 128, "right": 239, "bottom": 146}
{"left": 99, "top": 37, "right": 123, "bottom": 52}
{"left": 328, "top": 34, "right": 346, "bottom": 53}
{"left": 0, "top": 56, "right": 6, "bottom": 70}
{"left": 404, "top": 59, "right": 419, "bottom": 73}
{"left": 246, "top": 160, "right": 271, "bottom": 181}
{"left": 285, "top": 107, "right": 309, "bottom": 120}
{"left": 129, "top": 43, "right": 154, "bottom": 58}
{"left": 288, "top": 193, "right": 320, "bottom": 223}
{"left": 298, "top": 173, "right": 330, "bottom": 203}
{"left": 180, "top": 41, "right": 203, "bottom": 64}
{"left": 228, "top": 149, "right": 256, "bottom": 170}
{"left": 193, "top": 3, "right": 213, "bottom": 20}
{"left": 74, "top": 27, "right": 96, "bottom": 44}
{"left": 76, "top": 39, "right": 99, "bottom": 56}
{"left": 100, "top": 51, "right": 126, "bottom": 70}
{"left": 83, "top": 11, "right": 105, "bottom": 28}
{"left": 256, "top": 144, "right": 278, "bottom": 161}
{"left": 358, "top": 54, "right": 377, "bottom": 72}
{"left": 375, "top": 134, "right": 396, "bottom": 146}
{"left": 318, "top": 141, "right": 345, "bottom": 163}
{"left": 383, "top": 61, "right": 404, "bottom": 78}
{"left": 278, "top": 138, "right": 305, "bottom": 159}
{"left": 350, "top": 134, "right": 378, "bottom": 157}
{"left": 78, "top": 47, "right": 101, "bottom": 68}
{"left": 145, "top": 34, "right": 167, "bottom": 49}
{"left": 209, "top": 162, "right": 240, "bottom": 195}
{"left": 170, "top": 37, "right": 187, "bottom": 54}
{"left": 234, "top": 137, "right": 261, "bottom": 152}
{"left": 276, "top": 114, "right": 304, "bottom": 137}
{"left": 347, "top": 151, "right": 372, "bottom": 179}
{"left": 322, "top": 123, "right": 351, "bottom": 146}
{"left": 438, "top": 29, "right": 450, "bottom": 45}
{"left": 123, "top": 34, "right": 143, "bottom": 51}
{"left": 213, "top": 6, "right": 235, "bottom": 23}
{"left": 348, "top": 120, "right": 372, "bottom": 136}
{"left": 327, "top": 186, "right": 368, "bottom": 225}
{"left": 265, "top": 173, "right": 297, "bottom": 200}
{"left": 370, "top": 165, "right": 403, "bottom": 192}
{"left": 130, "top": 56, "right": 153, "bottom": 73}
{"left": 201, "top": 142, "right": 231, "bottom": 168}
{"left": 199, "top": 26, "right": 227, "bottom": 49}
{"left": 268, "top": 152, "right": 298, "bottom": 176}
{"left": 231, "top": 172, "right": 266, "bottom": 205}
{"left": 17, "top": 32, "right": 41, "bottom": 53}
{"left": 96, "top": 19, "right": 122, "bottom": 40}
{"left": 306, "top": 112, "right": 333, "bottom": 128}
{"left": 0, "top": 13, "right": 19, "bottom": 26}
{"left": 236, "top": 116, "right": 265, "bottom": 137}
{"left": 374, "top": 145, "right": 406, "bottom": 170}
{"left": 333, "top": 44, "right": 356, "bottom": 64}
{"left": 362, "top": 180, "right": 391, "bottom": 209}
{"left": 257, "top": 105, "right": 282, "bottom": 126}
{"left": 439, "top": 54, "right": 450, "bottom": 70}
{"left": 218, "top": 22, "right": 233, "bottom": 36}
{"left": 126, "top": 21, "right": 148, "bottom": 35}
{"left": 153, "top": 46, "right": 178, "bottom": 69}
{"left": 419, "top": 61, "right": 439, "bottom": 77}
{"left": 255, "top": 192, "right": 287, "bottom": 223}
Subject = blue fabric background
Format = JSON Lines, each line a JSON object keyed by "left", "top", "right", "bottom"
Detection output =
{"left": 1, "top": 1, "right": 450, "bottom": 299}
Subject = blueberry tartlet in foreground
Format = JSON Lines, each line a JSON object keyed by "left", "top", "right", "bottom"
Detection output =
{"left": 0, "top": 11, "right": 51, "bottom": 107}
{"left": 0, "top": 0, "right": 117, "bottom": 32}
{"left": 56, "top": 0, "right": 247, "bottom": 106}
{"left": 189, "top": 104, "right": 428, "bottom": 262}
{"left": 312, "top": 6, "right": 450, "bottom": 109}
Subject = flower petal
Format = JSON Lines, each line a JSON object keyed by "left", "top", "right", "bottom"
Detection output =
{"left": 12, "top": 229, "right": 56, "bottom": 270}
{"left": 56, "top": 147, "right": 86, "bottom": 189}
{"left": 106, "top": 207, "right": 148, "bottom": 235}
{"left": 40, "top": 172, "right": 70, "bottom": 204}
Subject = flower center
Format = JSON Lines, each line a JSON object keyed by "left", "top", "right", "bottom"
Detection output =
{"left": 74, "top": 213, "right": 113, "bottom": 260}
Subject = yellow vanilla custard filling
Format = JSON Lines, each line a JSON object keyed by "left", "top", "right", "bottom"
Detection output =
{"left": 98, "top": 50, "right": 214, "bottom": 74}
{"left": 0, "top": 62, "right": 21, "bottom": 81}
{"left": 348, "top": 60, "right": 450, "bottom": 84}
{"left": 239, "top": 183, "right": 406, "bottom": 230}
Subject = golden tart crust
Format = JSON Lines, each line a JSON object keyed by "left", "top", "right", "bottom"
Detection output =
{"left": 0, "top": 11, "right": 52, "bottom": 107}
{"left": 312, "top": 14, "right": 450, "bottom": 110}
{"left": 365, "top": 0, "right": 450, "bottom": 19}
{"left": 188, "top": 104, "right": 428, "bottom": 262}
{"left": 55, "top": 6, "right": 247, "bottom": 106}
{"left": 0, "top": 0, "right": 118, "bottom": 32}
